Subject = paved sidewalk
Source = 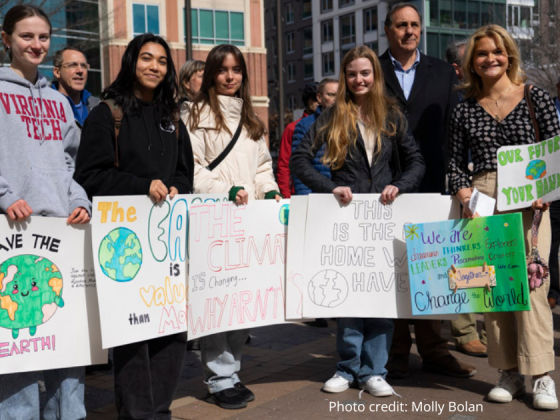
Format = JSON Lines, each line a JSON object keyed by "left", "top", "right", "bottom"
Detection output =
{"left": 85, "top": 309, "right": 560, "bottom": 420}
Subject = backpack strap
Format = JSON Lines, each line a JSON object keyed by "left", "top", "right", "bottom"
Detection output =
{"left": 101, "top": 99, "right": 124, "bottom": 168}
{"left": 524, "top": 84, "right": 540, "bottom": 143}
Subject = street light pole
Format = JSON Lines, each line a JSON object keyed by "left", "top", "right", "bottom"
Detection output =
{"left": 276, "top": 0, "right": 284, "bottom": 137}
{"left": 185, "top": 0, "right": 193, "bottom": 60}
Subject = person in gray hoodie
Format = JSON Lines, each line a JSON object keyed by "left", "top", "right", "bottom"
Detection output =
{"left": 0, "top": 5, "right": 91, "bottom": 420}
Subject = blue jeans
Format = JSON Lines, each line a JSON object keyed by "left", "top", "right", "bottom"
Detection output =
{"left": 336, "top": 318, "right": 394, "bottom": 386}
{"left": 0, "top": 367, "right": 85, "bottom": 420}
{"left": 200, "top": 329, "right": 249, "bottom": 393}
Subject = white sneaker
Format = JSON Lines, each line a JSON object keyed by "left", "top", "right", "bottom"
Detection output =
{"left": 363, "top": 376, "right": 395, "bottom": 397}
{"left": 323, "top": 373, "right": 352, "bottom": 393}
{"left": 532, "top": 376, "right": 558, "bottom": 410}
{"left": 488, "top": 371, "right": 525, "bottom": 403}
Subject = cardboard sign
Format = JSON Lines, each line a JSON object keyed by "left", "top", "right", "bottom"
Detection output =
{"left": 497, "top": 136, "right": 560, "bottom": 211}
{"left": 296, "top": 194, "right": 460, "bottom": 318}
{"left": 187, "top": 199, "right": 289, "bottom": 339}
{"left": 405, "top": 213, "right": 529, "bottom": 315}
{"left": 0, "top": 216, "right": 106, "bottom": 374}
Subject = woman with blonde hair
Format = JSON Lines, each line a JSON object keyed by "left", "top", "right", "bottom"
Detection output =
{"left": 447, "top": 24, "right": 558, "bottom": 410}
{"left": 177, "top": 59, "right": 205, "bottom": 104}
{"left": 291, "top": 45, "right": 424, "bottom": 397}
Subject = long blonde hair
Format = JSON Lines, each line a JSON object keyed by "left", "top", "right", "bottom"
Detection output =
{"left": 319, "top": 46, "right": 398, "bottom": 170}
{"left": 460, "top": 25, "right": 526, "bottom": 99}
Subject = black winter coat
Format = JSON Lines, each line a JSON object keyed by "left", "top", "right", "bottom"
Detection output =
{"left": 290, "top": 107, "right": 425, "bottom": 194}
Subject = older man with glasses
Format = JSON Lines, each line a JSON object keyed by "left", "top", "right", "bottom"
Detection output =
{"left": 51, "top": 46, "right": 99, "bottom": 126}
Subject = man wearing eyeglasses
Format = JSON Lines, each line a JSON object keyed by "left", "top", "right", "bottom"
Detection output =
{"left": 51, "top": 46, "right": 99, "bottom": 126}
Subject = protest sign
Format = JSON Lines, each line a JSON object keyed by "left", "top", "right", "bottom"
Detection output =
{"left": 405, "top": 213, "right": 529, "bottom": 315}
{"left": 298, "top": 194, "right": 460, "bottom": 318}
{"left": 497, "top": 136, "right": 560, "bottom": 211}
{"left": 0, "top": 216, "right": 106, "bottom": 374}
{"left": 187, "top": 199, "right": 288, "bottom": 339}
{"left": 92, "top": 196, "right": 191, "bottom": 348}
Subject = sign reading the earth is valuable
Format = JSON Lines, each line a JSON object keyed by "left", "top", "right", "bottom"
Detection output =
{"left": 92, "top": 196, "right": 192, "bottom": 348}
{"left": 0, "top": 216, "right": 107, "bottom": 374}
{"left": 187, "top": 199, "right": 289, "bottom": 339}
{"left": 298, "top": 194, "right": 460, "bottom": 318}
{"left": 497, "top": 136, "right": 560, "bottom": 211}
{"left": 405, "top": 213, "right": 529, "bottom": 315}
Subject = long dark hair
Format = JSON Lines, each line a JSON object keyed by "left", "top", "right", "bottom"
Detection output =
{"left": 2, "top": 5, "right": 52, "bottom": 60}
{"left": 189, "top": 44, "right": 265, "bottom": 140}
{"left": 102, "top": 34, "right": 178, "bottom": 126}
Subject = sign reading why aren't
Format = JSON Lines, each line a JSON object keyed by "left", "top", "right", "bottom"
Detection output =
{"left": 497, "top": 136, "right": 560, "bottom": 211}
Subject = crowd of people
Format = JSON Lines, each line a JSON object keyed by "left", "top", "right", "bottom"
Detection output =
{"left": 0, "top": 2, "right": 558, "bottom": 419}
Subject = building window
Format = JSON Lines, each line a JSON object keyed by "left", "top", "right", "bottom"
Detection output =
{"left": 468, "top": 1, "right": 480, "bottom": 29}
{"left": 321, "top": 0, "right": 333, "bottom": 13}
{"left": 288, "top": 95, "right": 296, "bottom": 110}
{"left": 340, "top": 13, "right": 356, "bottom": 47}
{"left": 439, "top": 0, "right": 452, "bottom": 27}
{"left": 364, "top": 7, "right": 377, "bottom": 33}
{"left": 304, "top": 58, "right": 314, "bottom": 79}
{"left": 341, "top": 47, "right": 351, "bottom": 64}
{"left": 339, "top": 0, "right": 355, "bottom": 8}
{"left": 303, "top": 27, "right": 313, "bottom": 55}
{"left": 454, "top": 0, "right": 467, "bottom": 29}
{"left": 508, "top": 5, "right": 532, "bottom": 28}
{"left": 133, "top": 3, "right": 160, "bottom": 36}
{"left": 287, "top": 62, "right": 296, "bottom": 83}
{"left": 322, "top": 51, "right": 335, "bottom": 75}
{"left": 189, "top": 9, "right": 245, "bottom": 45}
{"left": 286, "top": 3, "right": 294, "bottom": 24}
{"left": 365, "top": 41, "right": 378, "bottom": 53}
{"left": 286, "top": 32, "right": 295, "bottom": 53}
{"left": 322, "top": 19, "right": 334, "bottom": 43}
{"left": 303, "top": 0, "right": 312, "bottom": 19}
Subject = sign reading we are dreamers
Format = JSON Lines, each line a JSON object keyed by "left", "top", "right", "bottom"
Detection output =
{"left": 405, "top": 213, "right": 529, "bottom": 316}
{"left": 497, "top": 136, "right": 560, "bottom": 211}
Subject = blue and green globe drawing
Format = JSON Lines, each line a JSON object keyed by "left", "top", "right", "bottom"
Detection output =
{"left": 98, "top": 227, "right": 142, "bottom": 282}
{"left": 525, "top": 160, "right": 547, "bottom": 180}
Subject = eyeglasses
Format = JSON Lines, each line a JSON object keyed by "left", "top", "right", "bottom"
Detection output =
{"left": 60, "top": 62, "right": 90, "bottom": 70}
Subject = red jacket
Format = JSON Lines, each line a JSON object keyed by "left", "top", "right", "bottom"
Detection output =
{"left": 277, "top": 113, "right": 309, "bottom": 197}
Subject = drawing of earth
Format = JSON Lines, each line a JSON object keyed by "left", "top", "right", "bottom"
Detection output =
{"left": 99, "top": 227, "right": 142, "bottom": 282}
{"left": 0, "top": 255, "right": 64, "bottom": 339}
{"left": 525, "top": 160, "right": 546, "bottom": 180}
{"left": 308, "top": 269, "right": 348, "bottom": 308}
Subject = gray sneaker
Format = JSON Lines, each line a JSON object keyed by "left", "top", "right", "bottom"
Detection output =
{"left": 488, "top": 370, "right": 525, "bottom": 403}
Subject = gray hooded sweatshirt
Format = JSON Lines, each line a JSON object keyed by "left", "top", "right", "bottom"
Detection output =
{"left": 0, "top": 67, "right": 91, "bottom": 217}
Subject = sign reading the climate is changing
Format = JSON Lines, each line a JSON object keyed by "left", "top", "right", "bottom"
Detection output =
{"left": 497, "top": 136, "right": 560, "bottom": 211}
{"left": 0, "top": 216, "right": 106, "bottom": 374}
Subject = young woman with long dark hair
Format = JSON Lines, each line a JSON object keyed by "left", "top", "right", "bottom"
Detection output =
{"left": 291, "top": 45, "right": 425, "bottom": 397}
{"left": 0, "top": 5, "right": 91, "bottom": 419}
{"left": 182, "top": 44, "right": 281, "bottom": 409}
{"left": 74, "top": 34, "right": 194, "bottom": 419}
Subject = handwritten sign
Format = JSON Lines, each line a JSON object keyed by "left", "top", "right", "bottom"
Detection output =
{"left": 405, "top": 213, "right": 529, "bottom": 315}
{"left": 0, "top": 216, "right": 106, "bottom": 374}
{"left": 497, "top": 136, "right": 560, "bottom": 211}
{"left": 296, "top": 194, "right": 460, "bottom": 318}
{"left": 187, "top": 199, "right": 288, "bottom": 339}
{"left": 92, "top": 196, "right": 193, "bottom": 348}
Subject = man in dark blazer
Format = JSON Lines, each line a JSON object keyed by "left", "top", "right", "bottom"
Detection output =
{"left": 379, "top": 2, "right": 476, "bottom": 379}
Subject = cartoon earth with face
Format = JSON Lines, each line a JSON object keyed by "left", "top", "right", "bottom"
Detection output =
{"left": 0, "top": 255, "right": 64, "bottom": 339}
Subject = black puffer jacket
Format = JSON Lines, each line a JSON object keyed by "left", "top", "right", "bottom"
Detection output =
{"left": 290, "top": 106, "right": 425, "bottom": 194}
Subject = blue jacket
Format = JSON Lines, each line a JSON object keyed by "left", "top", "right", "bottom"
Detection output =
{"left": 51, "top": 82, "right": 100, "bottom": 126}
{"left": 291, "top": 107, "right": 331, "bottom": 195}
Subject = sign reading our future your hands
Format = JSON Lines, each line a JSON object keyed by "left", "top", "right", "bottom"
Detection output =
{"left": 92, "top": 196, "right": 191, "bottom": 348}
{"left": 497, "top": 136, "right": 560, "bottom": 211}
{"left": 405, "top": 213, "right": 529, "bottom": 316}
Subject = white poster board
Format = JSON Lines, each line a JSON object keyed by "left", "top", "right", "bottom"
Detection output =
{"left": 299, "top": 194, "right": 460, "bottom": 318}
{"left": 92, "top": 196, "right": 190, "bottom": 348}
{"left": 187, "top": 199, "right": 289, "bottom": 339}
{"left": 497, "top": 136, "right": 560, "bottom": 211}
{"left": 0, "top": 216, "right": 106, "bottom": 374}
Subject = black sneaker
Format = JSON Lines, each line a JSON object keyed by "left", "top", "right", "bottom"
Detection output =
{"left": 234, "top": 382, "right": 255, "bottom": 402}
{"left": 207, "top": 387, "right": 247, "bottom": 409}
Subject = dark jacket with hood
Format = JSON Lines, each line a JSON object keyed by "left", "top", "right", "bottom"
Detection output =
{"left": 290, "top": 106, "right": 425, "bottom": 194}
{"left": 74, "top": 100, "right": 194, "bottom": 198}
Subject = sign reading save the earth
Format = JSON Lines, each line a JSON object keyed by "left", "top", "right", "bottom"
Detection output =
{"left": 405, "top": 213, "right": 529, "bottom": 315}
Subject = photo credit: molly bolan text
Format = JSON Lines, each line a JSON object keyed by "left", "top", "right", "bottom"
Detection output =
{"left": 328, "top": 400, "right": 483, "bottom": 415}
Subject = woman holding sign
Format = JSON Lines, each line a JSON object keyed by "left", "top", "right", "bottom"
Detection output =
{"left": 182, "top": 44, "right": 281, "bottom": 409}
{"left": 74, "top": 34, "right": 194, "bottom": 419}
{"left": 447, "top": 25, "right": 559, "bottom": 410}
{"left": 290, "top": 46, "right": 425, "bottom": 397}
{"left": 0, "top": 4, "right": 91, "bottom": 419}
